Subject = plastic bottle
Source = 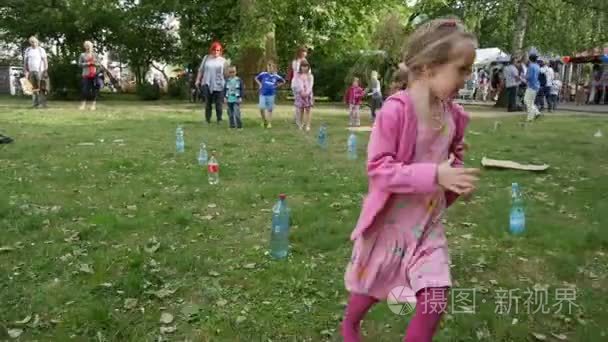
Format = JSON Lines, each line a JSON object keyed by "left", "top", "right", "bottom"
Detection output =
{"left": 198, "top": 143, "right": 208, "bottom": 166}
{"left": 270, "top": 194, "right": 290, "bottom": 259}
{"left": 347, "top": 132, "right": 357, "bottom": 160}
{"left": 176, "top": 126, "right": 185, "bottom": 153}
{"left": 509, "top": 183, "right": 525, "bottom": 234}
{"left": 207, "top": 153, "right": 219, "bottom": 185}
{"left": 318, "top": 123, "right": 328, "bottom": 149}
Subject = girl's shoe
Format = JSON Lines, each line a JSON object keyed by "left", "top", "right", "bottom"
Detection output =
{"left": 305, "top": 125, "right": 311, "bottom": 132}
{"left": 267, "top": 123, "right": 272, "bottom": 129}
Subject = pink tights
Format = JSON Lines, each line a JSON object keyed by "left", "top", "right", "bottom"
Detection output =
{"left": 341, "top": 287, "right": 448, "bottom": 342}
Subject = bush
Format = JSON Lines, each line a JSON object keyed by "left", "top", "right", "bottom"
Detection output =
{"left": 137, "top": 82, "right": 161, "bottom": 101}
{"left": 309, "top": 52, "right": 394, "bottom": 102}
{"left": 167, "top": 76, "right": 188, "bottom": 99}
{"left": 48, "top": 58, "right": 81, "bottom": 100}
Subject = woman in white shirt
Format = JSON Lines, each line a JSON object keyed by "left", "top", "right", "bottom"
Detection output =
{"left": 366, "top": 70, "right": 383, "bottom": 121}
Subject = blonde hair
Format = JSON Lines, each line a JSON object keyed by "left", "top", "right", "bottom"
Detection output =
{"left": 370, "top": 70, "right": 378, "bottom": 80}
{"left": 28, "top": 36, "right": 38, "bottom": 45}
{"left": 228, "top": 65, "right": 237, "bottom": 73}
{"left": 401, "top": 18, "right": 477, "bottom": 82}
{"left": 83, "top": 40, "right": 94, "bottom": 51}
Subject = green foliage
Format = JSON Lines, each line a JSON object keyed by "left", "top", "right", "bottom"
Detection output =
{"left": 136, "top": 82, "right": 161, "bottom": 101}
{"left": 2, "top": 0, "right": 606, "bottom": 98}
{"left": 47, "top": 59, "right": 81, "bottom": 99}
{"left": 167, "top": 76, "right": 188, "bottom": 99}
{"left": 409, "top": 0, "right": 608, "bottom": 54}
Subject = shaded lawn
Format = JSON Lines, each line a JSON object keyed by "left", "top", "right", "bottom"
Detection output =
{"left": 1, "top": 100, "right": 607, "bottom": 341}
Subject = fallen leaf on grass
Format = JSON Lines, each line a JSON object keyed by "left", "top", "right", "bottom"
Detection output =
{"left": 551, "top": 333, "right": 568, "bottom": 340}
{"left": 216, "top": 299, "right": 228, "bottom": 307}
{"left": 28, "top": 315, "right": 40, "bottom": 328}
{"left": 160, "top": 326, "right": 176, "bottom": 334}
{"left": 124, "top": 298, "right": 138, "bottom": 310}
{"left": 208, "top": 203, "right": 217, "bottom": 208}
{"left": 181, "top": 304, "right": 200, "bottom": 322}
{"left": 475, "top": 327, "right": 490, "bottom": 339}
{"left": 78, "top": 263, "right": 94, "bottom": 274}
{"left": 208, "top": 271, "right": 220, "bottom": 277}
{"left": 14, "top": 315, "right": 32, "bottom": 325}
{"left": 460, "top": 234, "right": 473, "bottom": 240}
{"left": 320, "top": 329, "right": 334, "bottom": 337}
{"left": 531, "top": 332, "right": 547, "bottom": 340}
{"left": 235, "top": 316, "right": 246, "bottom": 324}
{"left": 159, "top": 312, "right": 174, "bottom": 324}
{"left": 144, "top": 236, "right": 161, "bottom": 254}
{"left": 243, "top": 263, "right": 257, "bottom": 269}
{"left": 0, "top": 246, "right": 15, "bottom": 253}
{"left": 8, "top": 328, "right": 23, "bottom": 338}
{"left": 127, "top": 205, "right": 137, "bottom": 211}
{"left": 77, "top": 142, "right": 95, "bottom": 146}
{"left": 148, "top": 288, "right": 176, "bottom": 299}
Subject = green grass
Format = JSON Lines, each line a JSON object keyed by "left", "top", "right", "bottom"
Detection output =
{"left": 1, "top": 99, "right": 607, "bottom": 341}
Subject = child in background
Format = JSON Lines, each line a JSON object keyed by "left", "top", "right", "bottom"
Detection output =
{"left": 224, "top": 66, "right": 245, "bottom": 129}
{"left": 366, "top": 70, "right": 383, "bottom": 121}
{"left": 548, "top": 75, "right": 562, "bottom": 112}
{"left": 341, "top": 18, "right": 480, "bottom": 342}
{"left": 344, "top": 77, "right": 366, "bottom": 127}
{"left": 255, "top": 62, "right": 285, "bottom": 128}
{"left": 292, "top": 61, "right": 315, "bottom": 131}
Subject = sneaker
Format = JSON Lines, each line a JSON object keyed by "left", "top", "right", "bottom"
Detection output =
{"left": 267, "top": 123, "right": 272, "bottom": 129}
{"left": 90, "top": 105, "right": 96, "bottom": 111}
{"left": 305, "top": 125, "right": 311, "bottom": 132}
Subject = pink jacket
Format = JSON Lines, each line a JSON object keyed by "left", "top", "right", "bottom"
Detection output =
{"left": 350, "top": 90, "right": 469, "bottom": 241}
{"left": 344, "top": 86, "right": 366, "bottom": 105}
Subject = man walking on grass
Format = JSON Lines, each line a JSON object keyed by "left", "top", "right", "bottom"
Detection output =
{"left": 23, "top": 36, "right": 49, "bottom": 109}
{"left": 524, "top": 54, "right": 541, "bottom": 121}
{"left": 504, "top": 57, "right": 520, "bottom": 112}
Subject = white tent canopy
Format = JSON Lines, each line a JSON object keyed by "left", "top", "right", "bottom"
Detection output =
{"left": 475, "top": 48, "right": 510, "bottom": 66}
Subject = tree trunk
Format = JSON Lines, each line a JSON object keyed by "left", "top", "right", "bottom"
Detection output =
{"left": 511, "top": 0, "right": 529, "bottom": 57}
{"left": 151, "top": 63, "right": 169, "bottom": 84}
{"left": 238, "top": 0, "right": 276, "bottom": 100}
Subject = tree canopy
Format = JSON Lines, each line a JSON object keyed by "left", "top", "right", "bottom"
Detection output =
{"left": 1, "top": 0, "right": 606, "bottom": 88}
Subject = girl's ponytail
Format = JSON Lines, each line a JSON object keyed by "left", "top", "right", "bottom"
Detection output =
{"left": 390, "top": 63, "right": 410, "bottom": 94}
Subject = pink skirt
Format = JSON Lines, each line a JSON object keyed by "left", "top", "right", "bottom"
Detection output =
{"left": 295, "top": 93, "right": 314, "bottom": 109}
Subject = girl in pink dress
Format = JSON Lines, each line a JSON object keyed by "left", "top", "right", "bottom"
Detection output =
{"left": 341, "top": 19, "right": 481, "bottom": 342}
{"left": 292, "top": 61, "right": 315, "bottom": 131}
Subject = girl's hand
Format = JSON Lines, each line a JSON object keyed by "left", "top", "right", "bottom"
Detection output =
{"left": 437, "top": 154, "right": 480, "bottom": 195}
